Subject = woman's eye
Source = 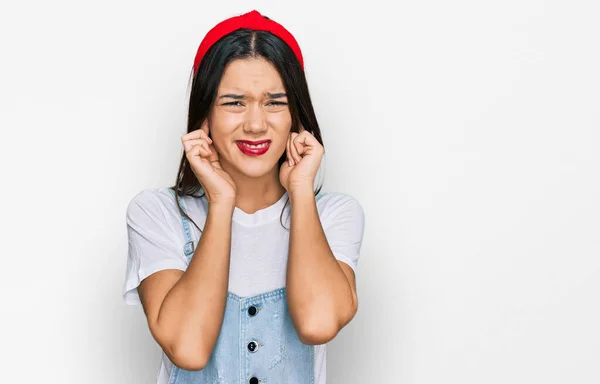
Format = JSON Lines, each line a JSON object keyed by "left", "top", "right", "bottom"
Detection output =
{"left": 222, "top": 101, "right": 287, "bottom": 107}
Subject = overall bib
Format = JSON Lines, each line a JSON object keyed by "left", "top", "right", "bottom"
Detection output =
{"left": 168, "top": 191, "right": 314, "bottom": 384}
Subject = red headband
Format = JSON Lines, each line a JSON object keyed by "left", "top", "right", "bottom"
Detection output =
{"left": 193, "top": 10, "right": 304, "bottom": 74}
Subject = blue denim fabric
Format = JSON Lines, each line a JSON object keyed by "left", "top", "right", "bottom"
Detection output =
{"left": 168, "top": 190, "right": 314, "bottom": 383}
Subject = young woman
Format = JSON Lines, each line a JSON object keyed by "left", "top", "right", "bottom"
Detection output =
{"left": 123, "top": 10, "right": 365, "bottom": 384}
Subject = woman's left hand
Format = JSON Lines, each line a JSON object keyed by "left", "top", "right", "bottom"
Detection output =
{"left": 279, "top": 126, "right": 324, "bottom": 194}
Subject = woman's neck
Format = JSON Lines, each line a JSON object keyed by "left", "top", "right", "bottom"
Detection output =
{"left": 228, "top": 168, "right": 286, "bottom": 215}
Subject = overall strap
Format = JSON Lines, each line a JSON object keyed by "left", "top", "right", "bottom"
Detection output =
{"left": 168, "top": 188, "right": 196, "bottom": 263}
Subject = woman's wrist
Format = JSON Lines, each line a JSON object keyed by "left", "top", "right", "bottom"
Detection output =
{"left": 207, "top": 201, "right": 235, "bottom": 216}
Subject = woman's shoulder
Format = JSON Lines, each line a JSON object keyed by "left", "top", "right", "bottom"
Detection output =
{"left": 126, "top": 187, "right": 207, "bottom": 220}
{"left": 314, "top": 190, "right": 365, "bottom": 222}
{"left": 127, "top": 187, "right": 175, "bottom": 210}
{"left": 315, "top": 190, "right": 363, "bottom": 207}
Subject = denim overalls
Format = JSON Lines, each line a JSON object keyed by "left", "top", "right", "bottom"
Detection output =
{"left": 168, "top": 190, "right": 314, "bottom": 384}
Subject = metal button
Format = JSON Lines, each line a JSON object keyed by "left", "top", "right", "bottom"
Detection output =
{"left": 249, "top": 377, "right": 259, "bottom": 384}
{"left": 248, "top": 305, "right": 258, "bottom": 316}
{"left": 247, "top": 341, "right": 258, "bottom": 352}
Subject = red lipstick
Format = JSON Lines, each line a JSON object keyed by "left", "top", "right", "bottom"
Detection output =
{"left": 236, "top": 140, "right": 271, "bottom": 156}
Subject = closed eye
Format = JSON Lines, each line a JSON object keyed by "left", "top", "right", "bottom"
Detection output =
{"left": 221, "top": 101, "right": 288, "bottom": 107}
{"left": 222, "top": 101, "right": 244, "bottom": 107}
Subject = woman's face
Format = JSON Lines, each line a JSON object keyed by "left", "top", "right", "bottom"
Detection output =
{"left": 208, "top": 57, "right": 292, "bottom": 178}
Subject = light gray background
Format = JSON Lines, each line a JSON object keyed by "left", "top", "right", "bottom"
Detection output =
{"left": 1, "top": 0, "right": 599, "bottom": 383}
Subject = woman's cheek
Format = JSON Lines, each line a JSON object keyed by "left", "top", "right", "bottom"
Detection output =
{"left": 268, "top": 118, "right": 291, "bottom": 153}
{"left": 267, "top": 113, "right": 292, "bottom": 133}
{"left": 211, "top": 111, "right": 243, "bottom": 138}
{"left": 221, "top": 113, "right": 244, "bottom": 131}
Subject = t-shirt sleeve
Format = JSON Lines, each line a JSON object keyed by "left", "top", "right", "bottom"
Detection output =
{"left": 123, "top": 189, "right": 189, "bottom": 305}
{"left": 321, "top": 193, "right": 366, "bottom": 275}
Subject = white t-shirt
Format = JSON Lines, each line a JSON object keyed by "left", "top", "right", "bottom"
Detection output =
{"left": 123, "top": 187, "right": 365, "bottom": 384}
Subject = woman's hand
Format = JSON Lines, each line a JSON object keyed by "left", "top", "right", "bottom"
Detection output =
{"left": 182, "top": 120, "right": 236, "bottom": 205}
{"left": 279, "top": 126, "right": 324, "bottom": 195}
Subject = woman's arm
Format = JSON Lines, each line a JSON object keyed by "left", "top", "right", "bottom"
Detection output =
{"left": 137, "top": 202, "right": 234, "bottom": 370}
{"left": 286, "top": 188, "right": 359, "bottom": 345}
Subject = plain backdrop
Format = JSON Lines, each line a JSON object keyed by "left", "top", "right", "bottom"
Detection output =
{"left": 1, "top": 0, "right": 599, "bottom": 383}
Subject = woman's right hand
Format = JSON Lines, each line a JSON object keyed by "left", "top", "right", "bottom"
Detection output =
{"left": 182, "top": 120, "right": 236, "bottom": 205}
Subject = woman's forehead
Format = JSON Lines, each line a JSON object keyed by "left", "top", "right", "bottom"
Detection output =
{"left": 219, "top": 57, "right": 285, "bottom": 93}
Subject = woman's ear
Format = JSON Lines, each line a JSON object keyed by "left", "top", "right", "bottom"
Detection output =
{"left": 206, "top": 113, "right": 214, "bottom": 139}
{"left": 200, "top": 119, "right": 209, "bottom": 135}
{"left": 200, "top": 118, "right": 212, "bottom": 139}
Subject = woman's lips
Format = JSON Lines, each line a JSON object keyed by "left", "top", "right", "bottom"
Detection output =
{"left": 236, "top": 141, "right": 271, "bottom": 156}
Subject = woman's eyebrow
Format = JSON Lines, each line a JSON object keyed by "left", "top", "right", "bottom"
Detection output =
{"left": 266, "top": 92, "right": 287, "bottom": 98}
{"left": 219, "top": 93, "right": 245, "bottom": 99}
{"left": 218, "top": 92, "right": 287, "bottom": 99}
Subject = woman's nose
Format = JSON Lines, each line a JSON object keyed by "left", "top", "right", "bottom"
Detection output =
{"left": 244, "top": 105, "right": 267, "bottom": 133}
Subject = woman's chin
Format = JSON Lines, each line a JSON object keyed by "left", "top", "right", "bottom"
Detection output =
{"left": 236, "top": 161, "right": 276, "bottom": 178}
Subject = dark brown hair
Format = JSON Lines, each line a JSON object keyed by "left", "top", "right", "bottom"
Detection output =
{"left": 171, "top": 28, "right": 324, "bottom": 233}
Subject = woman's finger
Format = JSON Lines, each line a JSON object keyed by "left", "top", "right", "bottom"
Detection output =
{"left": 184, "top": 139, "right": 212, "bottom": 154}
{"left": 199, "top": 127, "right": 213, "bottom": 144}
{"left": 187, "top": 141, "right": 210, "bottom": 160}
{"left": 199, "top": 119, "right": 210, "bottom": 136}
{"left": 286, "top": 132, "right": 293, "bottom": 166}
{"left": 186, "top": 141, "right": 212, "bottom": 158}
{"left": 182, "top": 124, "right": 212, "bottom": 144}
{"left": 290, "top": 132, "right": 302, "bottom": 163}
{"left": 182, "top": 129, "right": 200, "bottom": 141}
{"left": 183, "top": 137, "right": 213, "bottom": 159}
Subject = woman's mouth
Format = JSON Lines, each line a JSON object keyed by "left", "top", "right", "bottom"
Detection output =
{"left": 236, "top": 140, "right": 271, "bottom": 156}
